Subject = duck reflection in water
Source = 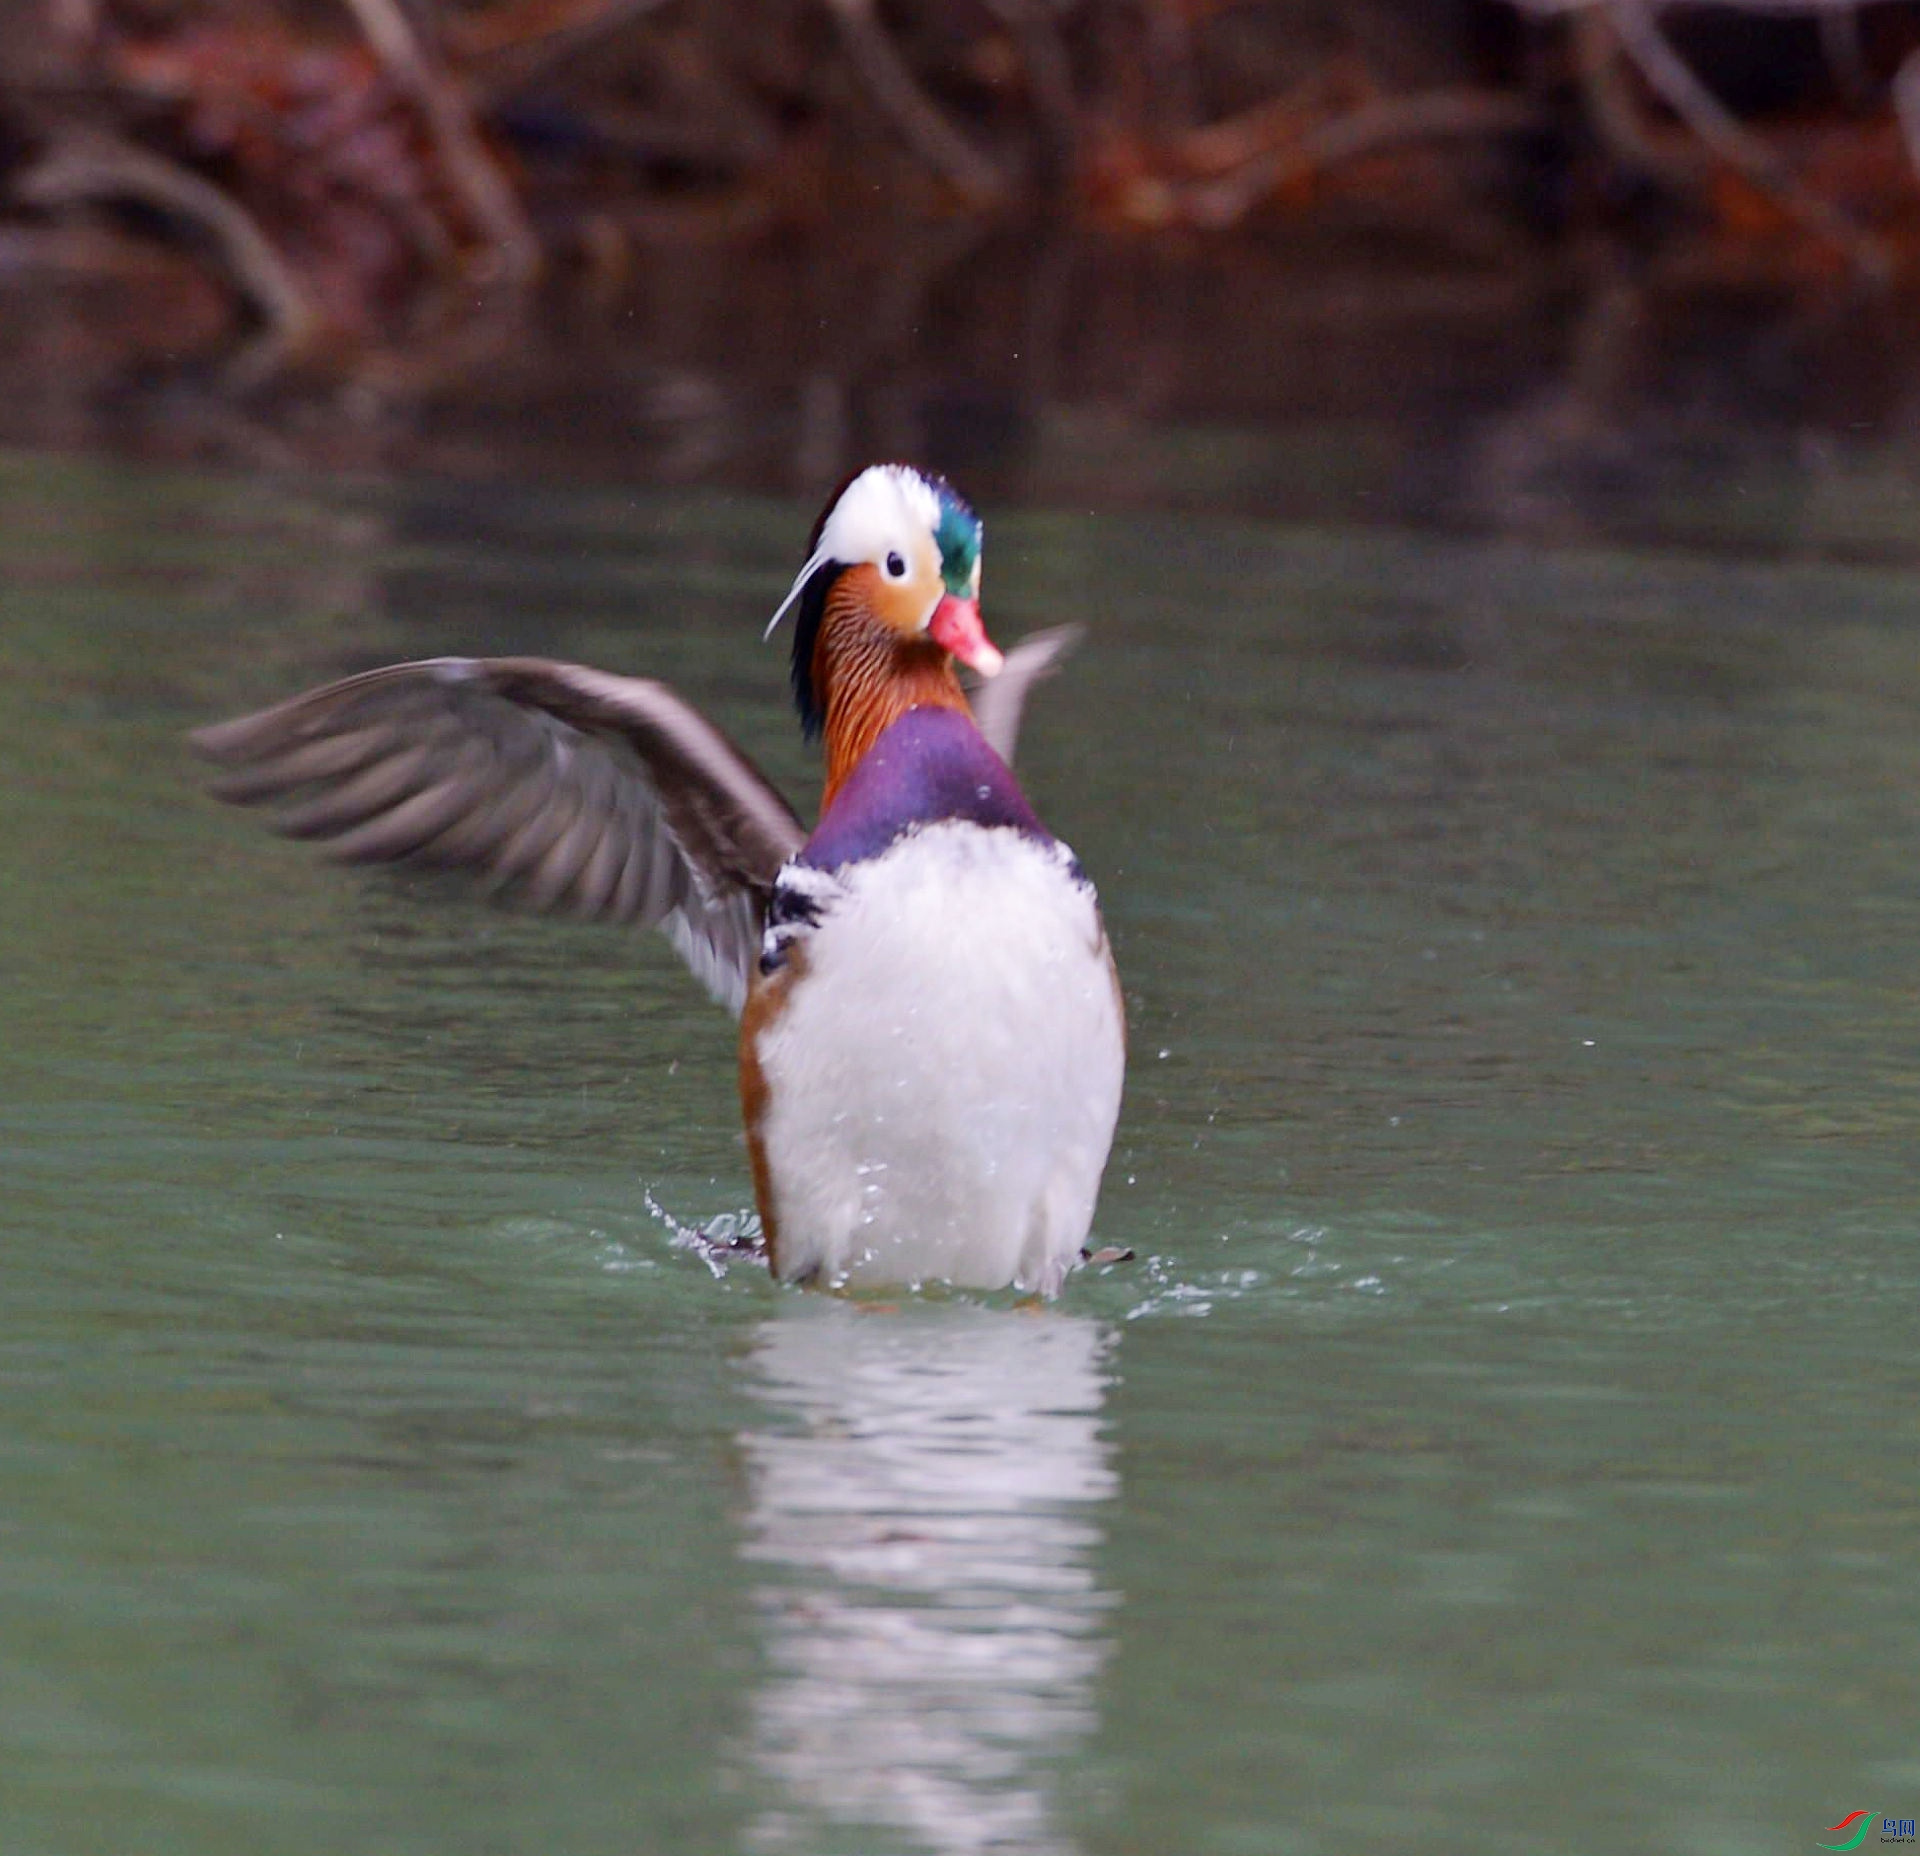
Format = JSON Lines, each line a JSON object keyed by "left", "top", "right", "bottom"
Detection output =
{"left": 739, "top": 1301, "right": 1118, "bottom": 1856}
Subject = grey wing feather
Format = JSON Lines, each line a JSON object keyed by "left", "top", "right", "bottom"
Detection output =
{"left": 967, "top": 625, "right": 1085, "bottom": 766}
{"left": 190, "top": 656, "right": 806, "bottom": 1015}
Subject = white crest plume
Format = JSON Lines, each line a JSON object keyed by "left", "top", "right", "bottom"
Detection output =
{"left": 762, "top": 465, "right": 943, "bottom": 641}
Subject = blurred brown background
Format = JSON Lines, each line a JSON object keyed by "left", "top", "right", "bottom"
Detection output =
{"left": 8, "top": 0, "right": 1920, "bottom": 540}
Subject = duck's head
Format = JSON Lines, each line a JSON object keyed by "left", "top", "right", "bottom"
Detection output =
{"left": 768, "top": 464, "right": 1000, "bottom": 740}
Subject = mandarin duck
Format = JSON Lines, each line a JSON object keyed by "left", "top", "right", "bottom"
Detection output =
{"left": 192, "top": 465, "right": 1126, "bottom": 1295}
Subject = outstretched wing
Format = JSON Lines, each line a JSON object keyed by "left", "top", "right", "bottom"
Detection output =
{"left": 967, "top": 624, "right": 1085, "bottom": 767}
{"left": 190, "top": 656, "right": 806, "bottom": 1015}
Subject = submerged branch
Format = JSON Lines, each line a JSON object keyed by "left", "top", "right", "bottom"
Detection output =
{"left": 339, "top": 0, "right": 542, "bottom": 282}
{"left": 457, "top": 0, "right": 676, "bottom": 102}
{"left": 1604, "top": 0, "right": 1888, "bottom": 276}
{"left": 824, "top": 0, "right": 1007, "bottom": 207}
{"left": 1185, "top": 89, "right": 1546, "bottom": 229}
{"left": 16, "top": 128, "right": 317, "bottom": 352}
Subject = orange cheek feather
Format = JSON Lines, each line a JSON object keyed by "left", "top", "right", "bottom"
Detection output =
{"left": 859, "top": 563, "right": 937, "bottom": 636}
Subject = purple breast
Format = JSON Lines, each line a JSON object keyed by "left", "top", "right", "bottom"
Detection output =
{"left": 800, "top": 708, "right": 1052, "bottom": 874}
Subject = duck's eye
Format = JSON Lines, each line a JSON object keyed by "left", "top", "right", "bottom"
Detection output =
{"left": 884, "top": 550, "right": 907, "bottom": 579}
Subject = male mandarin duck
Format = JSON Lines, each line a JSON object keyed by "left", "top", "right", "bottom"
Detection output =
{"left": 193, "top": 464, "right": 1126, "bottom": 1295}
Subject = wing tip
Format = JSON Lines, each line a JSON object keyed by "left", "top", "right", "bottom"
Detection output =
{"left": 188, "top": 716, "right": 252, "bottom": 763}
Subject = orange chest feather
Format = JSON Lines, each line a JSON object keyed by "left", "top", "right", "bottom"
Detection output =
{"left": 817, "top": 647, "right": 968, "bottom": 809}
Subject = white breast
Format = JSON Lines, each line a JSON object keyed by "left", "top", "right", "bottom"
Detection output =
{"left": 749, "top": 823, "right": 1125, "bottom": 1294}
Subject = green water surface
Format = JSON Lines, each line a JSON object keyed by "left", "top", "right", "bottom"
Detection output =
{"left": 2, "top": 450, "right": 1917, "bottom": 1856}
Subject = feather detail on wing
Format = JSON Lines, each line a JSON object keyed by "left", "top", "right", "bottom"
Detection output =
{"left": 965, "top": 624, "right": 1085, "bottom": 767}
{"left": 190, "top": 657, "right": 805, "bottom": 1015}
